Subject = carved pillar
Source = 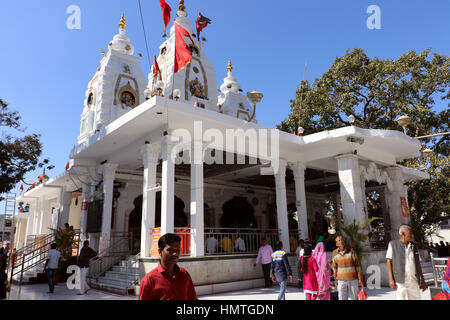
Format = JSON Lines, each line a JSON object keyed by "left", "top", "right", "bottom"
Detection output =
{"left": 190, "top": 141, "right": 204, "bottom": 257}
{"left": 141, "top": 144, "right": 160, "bottom": 257}
{"left": 385, "top": 167, "right": 409, "bottom": 240}
{"left": 161, "top": 137, "right": 175, "bottom": 235}
{"left": 291, "top": 162, "right": 309, "bottom": 239}
{"left": 274, "top": 160, "right": 290, "bottom": 253}
{"left": 99, "top": 163, "right": 118, "bottom": 255}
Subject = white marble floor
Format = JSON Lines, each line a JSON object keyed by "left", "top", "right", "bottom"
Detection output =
{"left": 7, "top": 283, "right": 431, "bottom": 300}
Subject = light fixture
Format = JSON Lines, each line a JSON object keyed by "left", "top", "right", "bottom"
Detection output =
{"left": 246, "top": 91, "right": 263, "bottom": 122}
{"left": 397, "top": 115, "right": 411, "bottom": 134}
{"left": 155, "top": 80, "right": 165, "bottom": 97}
{"left": 422, "top": 148, "right": 433, "bottom": 157}
{"left": 173, "top": 89, "right": 181, "bottom": 101}
{"left": 348, "top": 115, "right": 356, "bottom": 125}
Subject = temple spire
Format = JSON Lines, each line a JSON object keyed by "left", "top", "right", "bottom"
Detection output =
{"left": 119, "top": 13, "right": 126, "bottom": 30}
{"left": 179, "top": 0, "right": 186, "bottom": 12}
{"left": 227, "top": 60, "right": 233, "bottom": 74}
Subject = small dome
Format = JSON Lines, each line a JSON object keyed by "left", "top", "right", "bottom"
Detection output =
{"left": 109, "top": 14, "right": 134, "bottom": 55}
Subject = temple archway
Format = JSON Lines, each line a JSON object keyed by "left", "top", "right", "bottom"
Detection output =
{"left": 220, "top": 197, "right": 257, "bottom": 228}
{"left": 128, "top": 193, "right": 189, "bottom": 254}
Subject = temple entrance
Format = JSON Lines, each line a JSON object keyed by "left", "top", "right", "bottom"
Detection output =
{"left": 220, "top": 197, "right": 257, "bottom": 228}
{"left": 128, "top": 193, "right": 188, "bottom": 255}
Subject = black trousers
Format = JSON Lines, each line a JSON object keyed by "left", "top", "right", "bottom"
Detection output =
{"left": 262, "top": 263, "right": 272, "bottom": 288}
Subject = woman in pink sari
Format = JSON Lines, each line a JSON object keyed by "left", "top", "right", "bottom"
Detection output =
{"left": 312, "top": 242, "right": 331, "bottom": 300}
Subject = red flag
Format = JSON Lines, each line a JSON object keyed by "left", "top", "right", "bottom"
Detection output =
{"left": 152, "top": 56, "right": 160, "bottom": 78}
{"left": 160, "top": 0, "right": 172, "bottom": 36}
{"left": 20, "top": 184, "right": 23, "bottom": 191}
{"left": 174, "top": 22, "right": 194, "bottom": 73}
{"left": 196, "top": 12, "right": 211, "bottom": 39}
{"left": 65, "top": 162, "right": 70, "bottom": 171}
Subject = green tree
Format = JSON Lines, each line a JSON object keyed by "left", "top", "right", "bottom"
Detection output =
{"left": 0, "top": 98, "right": 52, "bottom": 197}
{"left": 279, "top": 48, "right": 449, "bottom": 242}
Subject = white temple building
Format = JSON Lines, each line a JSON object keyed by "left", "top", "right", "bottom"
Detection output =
{"left": 12, "top": 2, "right": 429, "bottom": 294}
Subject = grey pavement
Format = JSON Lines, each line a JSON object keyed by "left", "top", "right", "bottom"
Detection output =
{"left": 6, "top": 283, "right": 432, "bottom": 300}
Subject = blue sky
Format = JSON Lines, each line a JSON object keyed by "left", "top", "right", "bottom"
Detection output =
{"left": 0, "top": 0, "right": 449, "bottom": 196}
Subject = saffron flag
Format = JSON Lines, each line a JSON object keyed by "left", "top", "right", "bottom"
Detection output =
{"left": 65, "top": 162, "right": 70, "bottom": 171}
{"left": 196, "top": 12, "right": 211, "bottom": 39}
{"left": 174, "top": 22, "right": 194, "bottom": 73}
{"left": 152, "top": 56, "right": 160, "bottom": 78}
{"left": 160, "top": 0, "right": 171, "bottom": 36}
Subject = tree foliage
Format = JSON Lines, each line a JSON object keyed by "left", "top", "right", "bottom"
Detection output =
{"left": 0, "top": 98, "right": 50, "bottom": 196}
{"left": 279, "top": 48, "right": 450, "bottom": 241}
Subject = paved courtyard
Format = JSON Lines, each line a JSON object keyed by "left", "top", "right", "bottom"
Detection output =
{"left": 7, "top": 283, "right": 432, "bottom": 300}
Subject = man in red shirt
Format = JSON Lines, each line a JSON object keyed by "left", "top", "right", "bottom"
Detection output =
{"left": 139, "top": 233, "right": 198, "bottom": 300}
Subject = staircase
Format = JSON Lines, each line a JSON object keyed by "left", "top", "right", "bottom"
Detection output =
{"left": 422, "top": 261, "right": 435, "bottom": 286}
{"left": 89, "top": 254, "right": 140, "bottom": 296}
{"left": 86, "top": 233, "right": 140, "bottom": 296}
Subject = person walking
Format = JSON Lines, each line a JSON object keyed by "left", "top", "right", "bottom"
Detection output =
{"left": 295, "top": 239, "right": 305, "bottom": 287}
{"left": 254, "top": 239, "right": 273, "bottom": 288}
{"left": 300, "top": 244, "right": 319, "bottom": 300}
{"left": 332, "top": 235, "right": 364, "bottom": 300}
{"left": 312, "top": 242, "right": 331, "bottom": 300}
{"left": 271, "top": 241, "right": 293, "bottom": 300}
{"left": 386, "top": 225, "right": 427, "bottom": 300}
{"left": 139, "top": 233, "right": 197, "bottom": 300}
{"left": 77, "top": 240, "right": 97, "bottom": 295}
{"left": 42, "top": 243, "right": 61, "bottom": 294}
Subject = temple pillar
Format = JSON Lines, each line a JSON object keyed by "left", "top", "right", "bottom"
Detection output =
{"left": 385, "top": 167, "right": 409, "bottom": 240}
{"left": 274, "top": 160, "right": 290, "bottom": 253}
{"left": 291, "top": 162, "right": 309, "bottom": 240}
{"left": 161, "top": 137, "right": 175, "bottom": 235}
{"left": 190, "top": 141, "right": 204, "bottom": 257}
{"left": 99, "top": 163, "right": 118, "bottom": 254}
{"left": 140, "top": 143, "right": 160, "bottom": 257}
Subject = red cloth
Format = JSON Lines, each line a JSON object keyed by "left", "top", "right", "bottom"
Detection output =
{"left": 159, "top": 0, "right": 171, "bottom": 34}
{"left": 301, "top": 256, "right": 319, "bottom": 294}
{"left": 65, "top": 162, "right": 70, "bottom": 171}
{"left": 152, "top": 56, "right": 160, "bottom": 78}
{"left": 358, "top": 289, "right": 368, "bottom": 300}
{"left": 196, "top": 12, "right": 210, "bottom": 34}
{"left": 174, "top": 22, "right": 194, "bottom": 73}
{"left": 139, "top": 263, "right": 197, "bottom": 300}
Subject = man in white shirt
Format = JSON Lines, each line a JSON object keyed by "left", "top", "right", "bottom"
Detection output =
{"left": 43, "top": 243, "right": 61, "bottom": 293}
{"left": 206, "top": 236, "right": 218, "bottom": 254}
{"left": 234, "top": 235, "right": 246, "bottom": 252}
{"left": 386, "top": 225, "right": 427, "bottom": 300}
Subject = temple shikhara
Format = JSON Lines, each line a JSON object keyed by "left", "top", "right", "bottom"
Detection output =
{"left": 12, "top": 1, "right": 428, "bottom": 295}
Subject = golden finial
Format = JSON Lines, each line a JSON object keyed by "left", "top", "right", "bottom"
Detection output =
{"left": 119, "top": 13, "right": 126, "bottom": 30}
{"left": 179, "top": 0, "right": 186, "bottom": 12}
{"left": 227, "top": 60, "right": 233, "bottom": 73}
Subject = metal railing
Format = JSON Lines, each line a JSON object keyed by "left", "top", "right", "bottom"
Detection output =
{"left": 430, "top": 252, "right": 449, "bottom": 287}
{"left": 124, "top": 253, "right": 141, "bottom": 295}
{"left": 87, "top": 232, "right": 132, "bottom": 283}
{"left": 8, "top": 233, "right": 55, "bottom": 286}
{"left": 204, "top": 228, "right": 280, "bottom": 255}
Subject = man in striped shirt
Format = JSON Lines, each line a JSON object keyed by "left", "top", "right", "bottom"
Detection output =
{"left": 332, "top": 235, "right": 364, "bottom": 300}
